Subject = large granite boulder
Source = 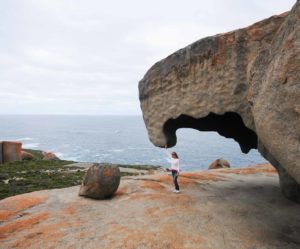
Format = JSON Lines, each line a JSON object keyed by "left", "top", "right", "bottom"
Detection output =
{"left": 209, "top": 159, "right": 231, "bottom": 170}
{"left": 139, "top": 1, "right": 300, "bottom": 202}
{"left": 42, "top": 152, "right": 60, "bottom": 161}
{"left": 2, "top": 141, "right": 22, "bottom": 163}
{"left": 79, "top": 164, "right": 121, "bottom": 199}
{"left": 21, "top": 151, "right": 36, "bottom": 161}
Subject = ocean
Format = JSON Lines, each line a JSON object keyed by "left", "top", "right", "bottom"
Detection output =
{"left": 0, "top": 115, "right": 266, "bottom": 171}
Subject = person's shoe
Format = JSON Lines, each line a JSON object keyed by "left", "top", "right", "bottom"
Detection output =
{"left": 175, "top": 190, "right": 180, "bottom": 193}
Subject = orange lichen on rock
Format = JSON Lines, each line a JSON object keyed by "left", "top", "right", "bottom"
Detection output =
{"left": 0, "top": 212, "right": 49, "bottom": 238}
{"left": 129, "top": 191, "right": 194, "bottom": 209}
{"left": 247, "top": 27, "right": 264, "bottom": 41}
{"left": 12, "top": 221, "right": 66, "bottom": 249}
{"left": 143, "top": 172, "right": 225, "bottom": 190}
{"left": 107, "top": 224, "right": 207, "bottom": 249}
{"left": 154, "top": 175, "right": 173, "bottom": 184}
{"left": 146, "top": 207, "right": 182, "bottom": 218}
{"left": 63, "top": 206, "right": 76, "bottom": 215}
{"left": 0, "top": 161, "right": 296, "bottom": 248}
{"left": 218, "top": 164, "right": 277, "bottom": 175}
{"left": 177, "top": 177, "right": 196, "bottom": 185}
{"left": 142, "top": 180, "right": 166, "bottom": 190}
{"left": 114, "top": 186, "right": 128, "bottom": 197}
{"left": 180, "top": 172, "right": 226, "bottom": 181}
{"left": 155, "top": 172, "right": 225, "bottom": 185}
{"left": 0, "top": 192, "right": 48, "bottom": 221}
{"left": 161, "top": 207, "right": 177, "bottom": 216}
{"left": 216, "top": 32, "right": 236, "bottom": 53}
{"left": 103, "top": 166, "right": 115, "bottom": 177}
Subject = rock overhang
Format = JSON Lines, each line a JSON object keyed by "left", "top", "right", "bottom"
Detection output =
{"left": 162, "top": 112, "right": 258, "bottom": 153}
{"left": 139, "top": 1, "right": 300, "bottom": 202}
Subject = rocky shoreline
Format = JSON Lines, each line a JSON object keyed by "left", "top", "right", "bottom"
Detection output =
{"left": 1, "top": 163, "right": 300, "bottom": 249}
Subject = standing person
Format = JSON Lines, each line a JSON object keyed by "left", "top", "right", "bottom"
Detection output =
{"left": 165, "top": 145, "right": 180, "bottom": 193}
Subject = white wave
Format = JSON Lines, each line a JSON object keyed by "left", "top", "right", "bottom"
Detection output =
{"left": 95, "top": 153, "right": 109, "bottom": 157}
{"left": 15, "top": 137, "right": 34, "bottom": 141}
{"left": 110, "top": 149, "right": 124, "bottom": 153}
{"left": 23, "top": 143, "right": 40, "bottom": 149}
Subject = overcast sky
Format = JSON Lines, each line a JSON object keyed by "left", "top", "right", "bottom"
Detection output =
{"left": 0, "top": 0, "right": 295, "bottom": 115}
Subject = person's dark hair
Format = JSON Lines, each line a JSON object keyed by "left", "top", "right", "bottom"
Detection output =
{"left": 172, "top": 152, "right": 179, "bottom": 159}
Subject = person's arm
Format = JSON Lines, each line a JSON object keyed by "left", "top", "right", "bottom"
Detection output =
{"left": 164, "top": 145, "right": 172, "bottom": 160}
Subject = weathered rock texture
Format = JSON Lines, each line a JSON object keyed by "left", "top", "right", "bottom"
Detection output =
{"left": 2, "top": 141, "right": 22, "bottom": 163}
{"left": 1, "top": 164, "right": 300, "bottom": 249}
{"left": 209, "top": 158, "right": 231, "bottom": 170}
{"left": 21, "top": 151, "right": 36, "bottom": 161}
{"left": 42, "top": 152, "right": 60, "bottom": 161}
{"left": 139, "top": 1, "right": 300, "bottom": 202}
{"left": 79, "top": 164, "right": 120, "bottom": 199}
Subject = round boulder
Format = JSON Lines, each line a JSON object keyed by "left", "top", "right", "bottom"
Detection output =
{"left": 79, "top": 164, "right": 120, "bottom": 199}
{"left": 208, "top": 158, "right": 231, "bottom": 170}
{"left": 42, "top": 152, "right": 60, "bottom": 161}
{"left": 21, "top": 151, "right": 36, "bottom": 160}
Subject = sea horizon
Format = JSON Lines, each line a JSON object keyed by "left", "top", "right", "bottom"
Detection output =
{"left": 0, "top": 115, "right": 267, "bottom": 171}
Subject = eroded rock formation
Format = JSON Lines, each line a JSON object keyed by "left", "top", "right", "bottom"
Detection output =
{"left": 1, "top": 141, "right": 22, "bottom": 163}
{"left": 42, "top": 152, "right": 60, "bottom": 161}
{"left": 1, "top": 164, "right": 300, "bottom": 248}
{"left": 139, "top": 1, "right": 300, "bottom": 202}
{"left": 21, "top": 151, "right": 36, "bottom": 161}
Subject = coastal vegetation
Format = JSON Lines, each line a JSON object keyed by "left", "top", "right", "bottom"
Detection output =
{"left": 0, "top": 149, "right": 162, "bottom": 199}
{"left": 0, "top": 159, "right": 80, "bottom": 199}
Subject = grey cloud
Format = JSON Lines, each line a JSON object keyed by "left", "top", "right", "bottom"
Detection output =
{"left": 0, "top": 0, "right": 295, "bottom": 115}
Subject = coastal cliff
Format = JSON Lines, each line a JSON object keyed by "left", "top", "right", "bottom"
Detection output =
{"left": 139, "top": 1, "right": 300, "bottom": 202}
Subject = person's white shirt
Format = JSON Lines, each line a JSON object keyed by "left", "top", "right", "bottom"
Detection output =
{"left": 165, "top": 148, "right": 180, "bottom": 172}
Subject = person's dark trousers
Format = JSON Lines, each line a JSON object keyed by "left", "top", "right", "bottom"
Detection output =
{"left": 171, "top": 170, "right": 180, "bottom": 190}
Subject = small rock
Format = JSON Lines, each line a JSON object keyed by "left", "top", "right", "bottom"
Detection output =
{"left": 42, "top": 152, "right": 60, "bottom": 161}
{"left": 208, "top": 158, "right": 231, "bottom": 170}
{"left": 79, "top": 164, "right": 120, "bottom": 199}
{"left": 21, "top": 151, "right": 36, "bottom": 161}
